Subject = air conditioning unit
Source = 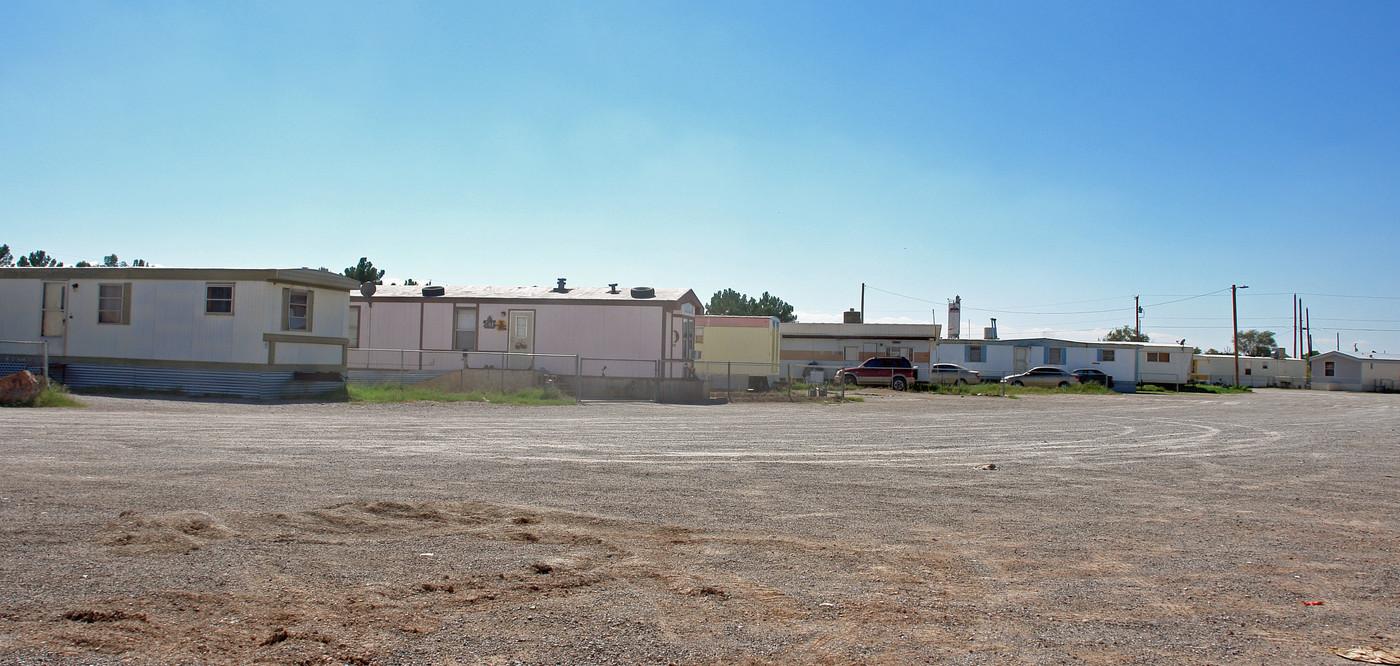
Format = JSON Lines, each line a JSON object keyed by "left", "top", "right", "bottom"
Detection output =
{"left": 689, "top": 350, "right": 701, "bottom": 360}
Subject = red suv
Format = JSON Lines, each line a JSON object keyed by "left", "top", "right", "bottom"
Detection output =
{"left": 836, "top": 356, "right": 916, "bottom": 391}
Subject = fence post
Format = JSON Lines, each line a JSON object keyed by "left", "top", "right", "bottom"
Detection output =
{"left": 501, "top": 353, "right": 506, "bottom": 394}
{"left": 787, "top": 364, "right": 791, "bottom": 401}
{"left": 42, "top": 340, "right": 49, "bottom": 385}
{"left": 399, "top": 350, "right": 405, "bottom": 386}
{"left": 655, "top": 360, "right": 662, "bottom": 402}
{"left": 575, "top": 355, "right": 582, "bottom": 402}
{"left": 726, "top": 362, "right": 732, "bottom": 403}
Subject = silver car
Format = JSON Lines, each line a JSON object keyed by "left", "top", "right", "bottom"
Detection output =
{"left": 1000, "top": 366, "right": 1081, "bottom": 388}
{"left": 928, "top": 363, "right": 980, "bottom": 386}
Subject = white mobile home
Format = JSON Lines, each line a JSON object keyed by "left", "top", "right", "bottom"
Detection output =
{"left": 347, "top": 282, "right": 706, "bottom": 402}
{"left": 930, "top": 338, "right": 1141, "bottom": 390}
{"left": 0, "top": 267, "right": 359, "bottom": 398}
{"left": 1134, "top": 343, "right": 1195, "bottom": 388}
{"left": 1310, "top": 351, "right": 1400, "bottom": 392}
{"left": 1190, "top": 354, "right": 1307, "bottom": 388}
{"left": 926, "top": 338, "right": 1194, "bottom": 391}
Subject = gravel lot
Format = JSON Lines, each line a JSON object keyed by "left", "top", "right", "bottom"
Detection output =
{"left": 2, "top": 389, "right": 1398, "bottom": 665}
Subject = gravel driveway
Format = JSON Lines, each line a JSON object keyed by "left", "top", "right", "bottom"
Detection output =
{"left": 1, "top": 389, "right": 1397, "bottom": 664}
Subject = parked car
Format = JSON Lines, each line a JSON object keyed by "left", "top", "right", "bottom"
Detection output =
{"left": 1071, "top": 368, "right": 1114, "bottom": 388}
{"left": 1000, "top": 366, "right": 1081, "bottom": 388}
{"left": 928, "top": 363, "right": 980, "bottom": 386}
{"left": 836, "top": 356, "right": 916, "bottom": 391}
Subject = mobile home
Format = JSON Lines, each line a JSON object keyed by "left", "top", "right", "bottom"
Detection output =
{"left": 0, "top": 267, "right": 358, "bottom": 398}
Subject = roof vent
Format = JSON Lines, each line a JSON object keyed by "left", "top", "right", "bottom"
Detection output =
{"left": 553, "top": 278, "right": 569, "bottom": 293}
{"left": 422, "top": 285, "right": 445, "bottom": 297}
{"left": 630, "top": 286, "right": 655, "bottom": 299}
{"left": 608, "top": 283, "right": 619, "bottom": 294}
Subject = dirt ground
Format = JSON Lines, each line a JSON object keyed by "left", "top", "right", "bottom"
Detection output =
{"left": 1, "top": 389, "right": 1398, "bottom": 665}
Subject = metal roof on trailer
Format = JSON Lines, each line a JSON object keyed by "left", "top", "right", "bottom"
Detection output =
{"left": 1311, "top": 351, "right": 1400, "bottom": 363}
{"left": 361, "top": 284, "right": 698, "bottom": 303}
{"left": 0, "top": 267, "right": 360, "bottom": 290}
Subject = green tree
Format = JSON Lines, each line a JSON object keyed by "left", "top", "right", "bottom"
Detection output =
{"left": 1229, "top": 330, "right": 1279, "bottom": 357}
{"left": 706, "top": 289, "right": 796, "bottom": 322}
{"left": 402, "top": 278, "right": 418, "bottom": 286}
{"left": 343, "top": 257, "right": 385, "bottom": 284}
{"left": 103, "top": 254, "right": 121, "bottom": 267}
{"left": 75, "top": 260, "right": 93, "bottom": 267}
{"left": 0, "top": 244, "right": 12, "bottom": 266}
{"left": 17, "top": 250, "right": 61, "bottom": 267}
{"left": 130, "top": 259, "right": 148, "bottom": 267}
{"left": 1102, "top": 325, "right": 1150, "bottom": 342}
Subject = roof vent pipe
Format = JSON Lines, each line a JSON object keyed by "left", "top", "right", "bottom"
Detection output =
{"left": 554, "top": 278, "right": 568, "bottom": 293}
{"left": 608, "top": 283, "right": 619, "bottom": 294}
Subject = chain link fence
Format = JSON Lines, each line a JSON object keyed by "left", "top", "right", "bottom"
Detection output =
{"left": 0, "top": 340, "right": 49, "bottom": 383}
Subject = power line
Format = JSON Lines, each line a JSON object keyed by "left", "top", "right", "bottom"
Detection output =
{"left": 1247, "top": 291, "right": 1400, "bottom": 300}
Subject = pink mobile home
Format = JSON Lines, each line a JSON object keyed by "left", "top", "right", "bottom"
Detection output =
{"left": 348, "top": 281, "right": 702, "bottom": 385}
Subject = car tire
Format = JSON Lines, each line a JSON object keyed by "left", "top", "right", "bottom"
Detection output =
{"left": 1058, "top": 381, "right": 1070, "bottom": 388}
{"left": 843, "top": 374, "right": 858, "bottom": 386}
{"left": 954, "top": 378, "right": 967, "bottom": 386}
{"left": 891, "top": 377, "right": 907, "bottom": 391}
{"left": 1012, "top": 380, "right": 1024, "bottom": 387}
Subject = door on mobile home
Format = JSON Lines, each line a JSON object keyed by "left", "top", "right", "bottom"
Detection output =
{"left": 41, "top": 281, "right": 67, "bottom": 355}
{"left": 1013, "top": 346, "right": 1028, "bottom": 373}
{"left": 507, "top": 310, "right": 535, "bottom": 370}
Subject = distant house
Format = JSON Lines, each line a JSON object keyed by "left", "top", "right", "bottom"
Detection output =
{"left": 0, "top": 267, "right": 359, "bottom": 398}
{"left": 925, "top": 337, "right": 1197, "bottom": 391}
{"left": 1190, "top": 354, "right": 1307, "bottom": 388}
{"left": 348, "top": 281, "right": 702, "bottom": 386}
{"left": 1310, "top": 351, "right": 1400, "bottom": 392}
{"left": 778, "top": 322, "right": 942, "bottom": 382}
{"left": 694, "top": 315, "right": 781, "bottom": 390}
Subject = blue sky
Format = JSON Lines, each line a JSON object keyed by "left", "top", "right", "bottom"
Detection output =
{"left": 3, "top": 1, "right": 1398, "bottom": 354}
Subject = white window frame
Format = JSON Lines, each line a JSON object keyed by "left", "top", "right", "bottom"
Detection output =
{"left": 97, "top": 283, "right": 126, "bottom": 324}
{"left": 282, "top": 288, "right": 313, "bottom": 332}
{"left": 453, "top": 306, "right": 478, "bottom": 351}
{"left": 205, "top": 283, "right": 234, "bottom": 315}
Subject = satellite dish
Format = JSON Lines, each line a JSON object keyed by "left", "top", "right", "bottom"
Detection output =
{"left": 359, "top": 281, "right": 377, "bottom": 298}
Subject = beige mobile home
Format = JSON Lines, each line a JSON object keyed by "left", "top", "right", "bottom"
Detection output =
{"left": 0, "top": 267, "right": 358, "bottom": 398}
{"left": 1190, "top": 354, "right": 1307, "bottom": 388}
{"left": 694, "top": 315, "right": 781, "bottom": 390}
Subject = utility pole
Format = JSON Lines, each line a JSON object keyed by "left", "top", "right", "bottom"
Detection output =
{"left": 860, "top": 283, "right": 865, "bottom": 323}
{"left": 1232, "top": 284, "right": 1248, "bottom": 386}
{"left": 1134, "top": 296, "right": 1141, "bottom": 339}
{"left": 1293, "top": 294, "right": 1299, "bottom": 358}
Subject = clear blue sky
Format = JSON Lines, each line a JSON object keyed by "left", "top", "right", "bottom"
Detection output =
{"left": 4, "top": 1, "right": 1398, "bottom": 354}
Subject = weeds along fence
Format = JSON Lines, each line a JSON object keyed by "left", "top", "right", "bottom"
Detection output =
{"left": 0, "top": 340, "right": 49, "bottom": 383}
{"left": 347, "top": 348, "right": 709, "bottom": 402}
{"left": 347, "top": 349, "right": 873, "bottom": 402}
{"left": 686, "top": 360, "right": 860, "bottom": 401}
